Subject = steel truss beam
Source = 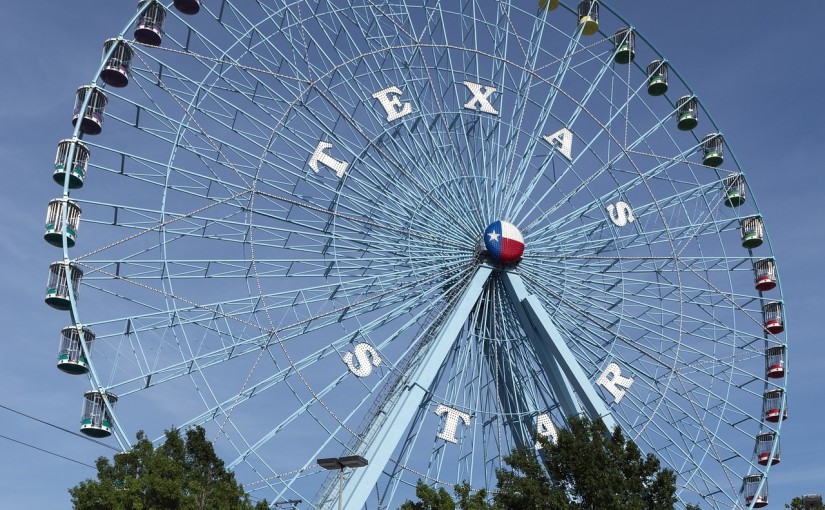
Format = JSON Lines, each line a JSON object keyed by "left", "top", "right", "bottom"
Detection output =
{"left": 336, "top": 264, "right": 616, "bottom": 509}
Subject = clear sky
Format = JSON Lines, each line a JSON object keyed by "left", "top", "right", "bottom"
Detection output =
{"left": 0, "top": 1, "right": 822, "bottom": 508}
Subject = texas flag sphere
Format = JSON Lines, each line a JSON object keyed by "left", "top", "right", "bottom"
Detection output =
{"left": 484, "top": 220, "right": 525, "bottom": 263}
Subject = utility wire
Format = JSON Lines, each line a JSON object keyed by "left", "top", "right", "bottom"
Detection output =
{"left": 0, "top": 433, "right": 95, "bottom": 469}
{"left": 0, "top": 403, "right": 120, "bottom": 451}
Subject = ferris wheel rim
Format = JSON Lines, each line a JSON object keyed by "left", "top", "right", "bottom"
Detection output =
{"left": 46, "top": 2, "right": 788, "bottom": 509}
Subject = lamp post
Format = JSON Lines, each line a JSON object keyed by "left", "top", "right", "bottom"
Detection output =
{"left": 316, "top": 455, "right": 368, "bottom": 510}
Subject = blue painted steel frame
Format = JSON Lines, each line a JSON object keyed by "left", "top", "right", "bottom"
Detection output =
{"left": 338, "top": 264, "right": 493, "bottom": 509}
{"left": 501, "top": 271, "right": 617, "bottom": 433}
{"left": 499, "top": 270, "right": 582, "bottom": 423}
{"left": 338, "top": 264, "right": 617, "bottom": 509}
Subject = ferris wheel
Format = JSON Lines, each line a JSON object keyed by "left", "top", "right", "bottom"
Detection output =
{"left": 44, "top": 1, "right": 788, "bottom": 508}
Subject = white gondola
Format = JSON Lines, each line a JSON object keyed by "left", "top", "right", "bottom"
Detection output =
{"left": 647, "top": 60, "right": 669, "bottom": 96}
{"left": 701, "top": 133, "right": 724, "bottom": 167}
{"left": 80, "top": 391, "right": 117, "bottom": 438}
{"left": 756, "top": 432, "right": 780, "bottom": 466}
{"left": 58, "top": 326, "right": 95, "bottom": 375}
{"left": 765, "top": 345, "right": 786, "bottom": 379}
{"left": 740, "top": 216, "right": 764, "bottom": 249}
{"left": 754, "top": 258, "right": 777, "bottom": 292}
{"left": 762, "top": 301, "right": 784, "bottom": 334}
{"left": 613, "top": 28, "right": 635, "bottom": 64}
{"left": 675, "top": 95, "right": 698, "bottom": 131}
{"left": 45, "top": 261, "right": 83, "bottom": 311}
{"left": 743, "top": 474, "right": 768, "bottom": 508}
{"left": 99, "top": 39, "right": 133, "bottom": 88}
{"left": 44, "top": 198, "right": 81, "bottom": 248}
{"left": 53, "top": 139, "right": 90, "bottom": 189}
{"left": 72, "top": 86, "right": 107, "bottom": 135}
{"left": 134, "top": 1, "right": 166, "bottom": 46}
{"left": 577, "top": 1, "right": 599, "bottom": 36}
{"left": 723, "top": 174, "right": 746, "bottom": 207}
{"left": 763, "top": 388, "right": 787, "bottom": 423}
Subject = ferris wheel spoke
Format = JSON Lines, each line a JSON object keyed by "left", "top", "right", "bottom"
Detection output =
{"left": 124, "top": 58, "right": 302, "bottom": 191}
{"left": 524, "top": 286, "right": 764, "bottom": 414}
{"left": 68, "top": 175, "right": 432, "bottom": 257}
{"left": 500, "top": 271, "right": 617, "bottom": 431}
{"left": 83, "top": 140, "right": 248, "bottom": 197}
{"left": 166, "top": 2, "right": 313, "bottom": 86}
{"left": 469, "top": 2, "right": 516, "bottom": 211}
{"left": 331, "top": 264, "right": 492, "bottom": 508}
{"left": 518, "top": 99, "right": 697, "bottom": 234}
{"left": 214, "top": 3, "right": 317, "bottom": 84}
{"left": 537, "top": 250, "right": 769, "bottom": 336}
{"left": 52, "top": 3, "right": 784, "bottom": 508}
{"left": 276, "top": 15, "right": 496, "bottom": 235}
{"left": 102, "top": 85, "right": 285, "bottom": 196}
{"left": 380, "top": 8, "right": 491, "bottom": 229}
{"left": 87, "top": 261, "right": 461, "bottom": 402}
{"left": 528, "top": 172, "right": 727, "bottom": 255}
{"left": 542, "top": 213, "right": 734, "bottom": 258}
{"left": 504, "top": 27, "right": 629, "bottom": 207}
{"left": 253, "top": 187, "right": 469, "bottom": 251}
{"left": 620, "top": 397, "right": 740, "bottom": 506}
{"left": 299, "top": 83, "right": 485, "bottom": 238}
{"left": 533, "top": 266, "right": 761, "bottom": 353}
{"left": 506, "top": 40, "right": 619, "bottom": 218}
{"left": 526, "top": 279, "right": 682, "bottom": 368}
{"left": 664, "top": 374, "right": 760, "bottom": 493}
{"left": 289, "top": 8, "right": 465, "bottom": 200}
{"left": 529, "top": 255, "right": 762, "bottom": 307}
{"left": 135, "top": 42, "right": 474, "bottom": 219}
{"left": 228, "top": 273, "right": 490, "bottom": 499}
{"left": 536, "top": 298, "right": 764, "bottom": 490}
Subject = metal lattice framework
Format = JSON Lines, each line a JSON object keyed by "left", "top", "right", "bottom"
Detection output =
{"left": 44, "top": 1, "right": 788, "bottom": 509}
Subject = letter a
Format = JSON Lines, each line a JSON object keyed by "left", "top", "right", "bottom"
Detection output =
{"left": 535, "top": 413, "right": 558, "bottom": 448}
{"left": 542, "top": 128, "right": 574, "bottom": 161}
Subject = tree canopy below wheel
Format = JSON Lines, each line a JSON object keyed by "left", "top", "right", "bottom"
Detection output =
{"left": 69, "top": 426, "right": 268, "bottom": 510}
{"left": 402, "top": 416, "right": 704, "bottom": 510}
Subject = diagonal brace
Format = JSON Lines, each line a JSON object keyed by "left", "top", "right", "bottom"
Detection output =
{"left": 501, "top": 271, "right": 617, "bottom": 432}
{"left": 335, "top": 264, "right": 494, "bottom": 509}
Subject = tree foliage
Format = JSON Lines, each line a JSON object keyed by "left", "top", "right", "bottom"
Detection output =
{"left": 399, "top": 481, "right": 491, "bottom": 510}
{"left": 402, "top": 416, "right": 689, "bottom": 510}
{"left": 786, "top": 496, "right": 825, "bottom": 510}
{"left": 70, "top": 426, "right": 268, "bottom": 510}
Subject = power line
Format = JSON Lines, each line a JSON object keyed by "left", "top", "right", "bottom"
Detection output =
{"left": 0, "top": 433, "right": 95, "bottom": 469}
{"left": 0, "top": 403, "right": 119, "bottom": 451}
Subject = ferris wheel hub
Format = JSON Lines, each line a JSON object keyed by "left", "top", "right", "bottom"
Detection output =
{"left": 483, "top": 220, "right": 524, "bottom": 263}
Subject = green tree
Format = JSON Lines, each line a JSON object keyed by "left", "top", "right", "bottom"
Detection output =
{"left": 497, "top": 416, "right": 677, "bottom": 510}
{"left": 399, "top": 481, "right": 491, "bottom": 510}
{"left": 402, "top": 416, "right": 685, "bottom": 510}
{"left": 786, "top": 496, "right": 825, "bottom": 510}
{"left": 70, "top": 426, "right": 268, "bottom": 510}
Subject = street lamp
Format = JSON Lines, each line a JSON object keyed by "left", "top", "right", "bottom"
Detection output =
{"left": 316, "top": 455, "right": 368, "bottom": 510}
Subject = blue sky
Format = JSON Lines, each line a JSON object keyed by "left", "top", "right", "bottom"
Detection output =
{"left": 0, "top": 1, "right": 822, "bottom": 508}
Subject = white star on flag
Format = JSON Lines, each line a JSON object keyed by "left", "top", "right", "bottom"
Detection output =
{"left": 487, "top": 231, "right": 500, "bottom": 242}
